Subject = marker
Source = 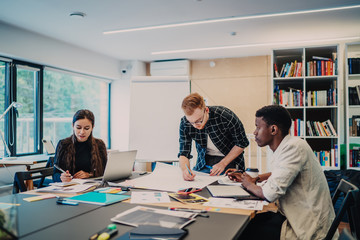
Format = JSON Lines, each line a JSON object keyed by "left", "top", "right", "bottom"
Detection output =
{"left": 205, "top": 165, "right": 213, "bottom": 169}
{"left": 56, "top": 199, "right": 79, "bottom": 206}
{"left": 185, "top": 164, "right": 192, "bottom": 176}
{"left": 168, "top": 207, "right": 207, "bottom": 213}
{"left": 89, "top": 224, "right": 118, "bottom": 240}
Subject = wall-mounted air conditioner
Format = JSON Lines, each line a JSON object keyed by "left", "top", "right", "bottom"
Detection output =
{"left": 150, "top": 60, "right": 190, "bottom": 76}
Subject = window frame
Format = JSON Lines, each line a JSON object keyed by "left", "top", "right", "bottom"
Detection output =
{"left": 0, "top": 57, "right": 111, "bottom": 157}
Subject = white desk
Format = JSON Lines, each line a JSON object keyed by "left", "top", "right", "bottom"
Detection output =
{"left": 0, "top": 154, "right": 52, "bottom": 167}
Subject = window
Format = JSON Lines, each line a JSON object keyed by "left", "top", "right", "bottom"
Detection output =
{"left": 0, "top": 60, "right": 7, "bottom": 157}
{"left": 0, "top": 57, "right": 110, "bottom": 158}
{"left": 43, "top": 68, "right": 109, "bottom": 149}
{"left": 16, "top": 65, "right": 41, "bottom": 155}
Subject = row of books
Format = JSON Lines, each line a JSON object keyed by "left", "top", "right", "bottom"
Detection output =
{"left": 273, "top": 86, "right": 304, "bottom": 107}
{"left": 349, "top": 115, "right": 360, "bottom": 137}
{"left": 307, "top": 89, "right": 337, "bottom": 106}
{"left": 348, "top": 58, "right": 360, "bottom": 74}
{"left": 314, "top": 146, "right": 338, "bottom": 167}
{"left": 274, "top": 61, "right": 302, "bottom": 78}
{"left": 290, "top": 118, "right": 304, "bottom": 137}
{"left": 306, "top": 60, "right": 336, "bottom": 76}
{"left": 349, "top": 148, "right": 360, "bottom": 167}
{"left": 307, "top": 120, "right": 337, "bottom": 137}
{"left": 348, "top": 86, "right": 360, "bottom": 105}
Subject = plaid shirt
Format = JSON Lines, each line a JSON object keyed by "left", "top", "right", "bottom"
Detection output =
{"left": 178, "top": 106, "right": 249, "bottom": 171}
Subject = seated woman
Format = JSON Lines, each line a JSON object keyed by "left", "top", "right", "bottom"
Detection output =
{"left": 53, "top": 109, "right": 107, "bottom": 182}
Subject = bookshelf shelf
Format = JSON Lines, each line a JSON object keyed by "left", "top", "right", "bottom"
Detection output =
{"left": 272, "top": 46, "right": 340, "bottom": 169}
{"left": 345, "top": 43, "right": 360, "bottom": 170}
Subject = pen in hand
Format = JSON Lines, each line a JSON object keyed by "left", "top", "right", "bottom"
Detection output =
{"left": 54, "top": 164, "right": 73, "bottom": 179}
{"left": 185, "top": 164, "right": 192, "bottom": 176}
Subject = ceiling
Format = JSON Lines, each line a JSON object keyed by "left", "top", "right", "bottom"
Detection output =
{"left": 0, "top": 0, "right": 360, "bottom": 62}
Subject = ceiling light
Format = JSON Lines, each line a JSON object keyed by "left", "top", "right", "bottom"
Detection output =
{"left": 151, "top": 36, "right": 360, "bottom": 55}
{"left": 69, "top": 12, "right": 86, "bottom": 18}
{"left": 103, "top": 5, "right": 360, "bottom": 34}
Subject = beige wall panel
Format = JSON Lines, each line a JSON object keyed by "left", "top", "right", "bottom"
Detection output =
{"left": 190, "top": 56, "right": 271, "bottom": 173}
{"left": 191, "top": 56, "right": 268, "bottom": 79}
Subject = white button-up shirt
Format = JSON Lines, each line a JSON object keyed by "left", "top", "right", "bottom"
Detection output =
{"left": 262, "top": 135, "right": 338, "bottom": 240}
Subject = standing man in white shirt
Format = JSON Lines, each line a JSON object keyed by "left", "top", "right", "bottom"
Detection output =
{"left": 227, "top": 105, "right": 337, "bottom": 240}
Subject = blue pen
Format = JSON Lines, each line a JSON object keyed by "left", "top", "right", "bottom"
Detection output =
{"left": 205, "top": 165, "right": 213, "bottom": 169}
{"left": 185, "top": 164, "right": 192, "bottom": 176}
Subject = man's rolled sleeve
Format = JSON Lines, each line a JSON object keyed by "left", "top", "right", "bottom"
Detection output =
{"left": 178, "top": 119, "right": 192, "bottom": 159}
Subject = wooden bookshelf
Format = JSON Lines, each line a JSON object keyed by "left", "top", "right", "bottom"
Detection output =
{"left": 272, "top": 46, "right": 340, "bottom": 169}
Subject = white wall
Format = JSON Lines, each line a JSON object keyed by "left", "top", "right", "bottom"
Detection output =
{"left": 0, "top": 21, "right": 121, "bottom": 80}
{"left": 0, "top": 21, "right": 132, "bottom": 151}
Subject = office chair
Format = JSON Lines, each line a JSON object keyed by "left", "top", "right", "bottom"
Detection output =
{"left": 339, "top": 229, "right": 356, "bottom": 240}
{"left": 12, "top": 165, "right": 54, "bottom": 193}
{"left": 324, "top": 179, "right": 360, "bottom": 240}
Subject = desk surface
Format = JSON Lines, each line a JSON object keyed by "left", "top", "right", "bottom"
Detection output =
{"left": 0, "top": 193, "right": 100, "bottom": 238}
{"left": 20, "top": 201, "right": 249, "bottom": 240}
{"left": 0, "top": 154, "right": 52, "bottom": 165}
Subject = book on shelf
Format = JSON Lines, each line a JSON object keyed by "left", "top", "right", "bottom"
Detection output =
{"left": 306, "top": 120, "right": 336, "bottom": 136}
{"left": 277, "top": 61, "right": 303, "bottom": 78}
{"left": 307, "top": 89, "right": 337, "bottom": 106}
{"left": 274, "top": 63, "right": 280, "bottom": 77}
{"left": 273, "top": 86, "right": 303, "bottom": 107}
{"left": 349, "top": 147, "right": 360, "bottom": 168}
{"left": 348, "top": 86, "right": 360, "bottom": 105}
{"left": 349, "top": 115, "right": 360, "bottom": 137}
{"left": 291, "top": 118, "right": 303, "bottom": 137}
{"left": 306, "top": 60, "right": 335, "bottom": 76}
{"left": 348, "top": 58, "right": 360, "bottom": 74}
{"left": 314, "top": 145, "right": 338, "bottom": 167}
{"left": 279, "top": 64, "right": 285, "bottom": 77}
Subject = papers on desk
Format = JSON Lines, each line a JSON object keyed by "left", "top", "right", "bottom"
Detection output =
{"left": 217, "top": 176, "right": 243, "bottom": 186}
{"left": 130, "top": 191, "right": 170, "bottom": 204}
{"left": 119, "top": 162, "right": 222, "bottom": 192}
{"left": 111, "top": 206, "right": 196, "bottom": 229}
{"left": 50, "top": 178, "right": 101, "bottom": 187}
{"left": 204, "top": 197, "right": 265, "bottom": 211}
{"left": 35, "top": 183, "right": 96, "bottom": 194}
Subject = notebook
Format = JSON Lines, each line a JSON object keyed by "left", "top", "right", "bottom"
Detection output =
{"left": 207, "top": 185, "right": 251, "bottom": 198}
{"left": 65, "top": 191, "right": 130, "bottom": 205}
{"left": 102, "top": 150, "right": 137, "bottom": 182}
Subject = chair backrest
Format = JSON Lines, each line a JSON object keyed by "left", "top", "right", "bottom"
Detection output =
{"left": 325, "top": 179, "right": 360, "bottom": 240}
{"left": 13, "top": 167, "right": 54, "bottom": 193}
{"left": 339, "top": 229, "right": 356, "bottom": 240}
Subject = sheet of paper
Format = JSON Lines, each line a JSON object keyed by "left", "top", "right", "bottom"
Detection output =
{"left": 130, "top": 191, "right": 170, "bottom": 204}
{"left": 217, "top": 176, "right": 243, "bottom": 186}
{"left": 119, "top": 162, "right": 222, "bottom": 192}
{"left": 23, "top": 194, "right": 57, "bottom": 202}
{"left": 203, "top": 197, "right": 264, "bottom": 210}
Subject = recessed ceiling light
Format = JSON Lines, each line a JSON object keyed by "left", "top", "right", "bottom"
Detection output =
{"left": 69, "top": 12, "right": 86, "bottom": 18}
{"left": 104, "top": 4, "right": 360, "bottom": 34}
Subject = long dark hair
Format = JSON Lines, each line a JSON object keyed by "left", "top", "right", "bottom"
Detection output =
{"left": 65, "top": 109, "right": 105, "bottom": 176}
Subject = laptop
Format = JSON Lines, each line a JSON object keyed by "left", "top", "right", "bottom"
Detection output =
{"left": 207, "top": 185, "right": 262, "bottom": 200}
{"left": 102, "top": 150, "right": 137, "bottom": 182}
{"left": 42, "top": 139, "right": 56, "bottom": 154}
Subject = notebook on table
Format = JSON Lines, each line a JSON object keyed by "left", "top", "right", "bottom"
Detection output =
{"left": 65, "top": 191, "right": 130, "bottom": 205}
{"left": 207, "top": 185, "right": 262, "bottom": 200}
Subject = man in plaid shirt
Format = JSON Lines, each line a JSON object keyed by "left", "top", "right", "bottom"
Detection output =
{"left": 178, "top": 93, "right": 249, "bottom": 181}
